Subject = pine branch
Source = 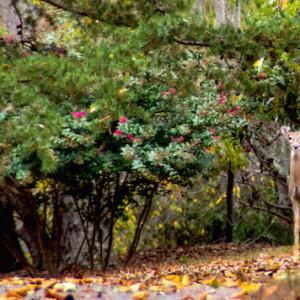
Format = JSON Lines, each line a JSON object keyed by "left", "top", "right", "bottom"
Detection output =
{"left": 174, "top": 36, "right": 211, "bottom": 47}
{"left": 42, "top": 0, "right": 91, "bottom": 17}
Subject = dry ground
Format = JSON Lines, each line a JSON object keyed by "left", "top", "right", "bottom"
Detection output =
{"left": 1, "top": 243, "right": 299, "bottom": 299}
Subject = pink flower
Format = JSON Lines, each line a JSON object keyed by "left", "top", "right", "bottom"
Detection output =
{"left": 170, "top": 88, "right": 176, "bottom": 94}
{"left": 135, "top": 138, "right": 141, "bottom": 142}
{"left": 219, "top": 99, "right": 224, "bottom": 104}
{"left": 179, "top": 136, "right": 184, "bottom": 141}
{"left": 227, "top": 109, "right": 232, "bottom": 114}
{"left": 233, "top": 107, "right": 239, "bottom": 112}
{"left": 209, "top": 129, "right": 215, "bottom": 133}
{"left": 162, "top": 92, "right": 167, "bottom": 96}
{"left": 214, "top": 136, "right": 219, "bottom": 139}
{"left": 119, "top": 116, "right": 129, "bottom": 123}
{"left": 115, "top": 129, "right": 123, "bottom": 136}
{"left": 205, "top": 149, "right": 210, "bottom": 153}
{"left": 156, "top": 162, "right": 160, "bottom": 166}
{"left": 8, "top": 35, "right": 12, "bottom": 43}
{"left": 98, "top": 151, "right": 103, "bottom": 155}
{"left": 219, "top": 83, "right": 224, "bottom": 87}
{"left": 72, "top": 111, "right": 81, "bottom": 118}
{"left": 72, "top": 111, "right": 86, "bottom": 118}
{"left": 171, "top": 138, "right": 176, "bottom": 141}
{"left": 127, "top": 134, "right": 133, "bottom": 139}
{"left": 1, "top": 108, "right": 5, "bottom": 112}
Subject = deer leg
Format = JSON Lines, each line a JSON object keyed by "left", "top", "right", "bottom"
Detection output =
{"left": 293, "top": 200, "right": 300, "bottom": 254}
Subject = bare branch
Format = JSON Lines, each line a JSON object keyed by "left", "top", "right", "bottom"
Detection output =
{"left": 238, "top": 199, "right": 292, "bottom": 223}
{"left": 174, "top": 36, "right": 211, "bottom": 47}
{"left": 41, "top": 0, "right": 91, "bottom": 17}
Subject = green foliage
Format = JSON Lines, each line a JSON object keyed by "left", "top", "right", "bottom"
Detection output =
{"left": 0, "top": 0, "right": 299, "bottom": 274}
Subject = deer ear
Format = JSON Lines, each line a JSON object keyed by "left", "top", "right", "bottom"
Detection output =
{"left": 281, "top": 126, "right": 291, "bottom": 137}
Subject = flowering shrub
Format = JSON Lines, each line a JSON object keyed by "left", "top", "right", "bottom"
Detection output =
{"left": 0, "top": 0, "right": 298, "bottom": 275}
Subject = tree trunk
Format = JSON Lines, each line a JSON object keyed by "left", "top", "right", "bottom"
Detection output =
{"left": 0, "top": 0, "right": 19, "bottom": 36}
{"left": 214, "top": 0, "right": 227, "bottom": 27}
{"left": 192, "top": 0, "right": 203, "bottom": 11}
{"left": 229, "top": 0, "right": 241, "bottom": 28}
{"left": 226, "top": 168, "right": 234, "bottom": 242}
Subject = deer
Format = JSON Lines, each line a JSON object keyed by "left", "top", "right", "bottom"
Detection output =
{"left": 281, "top": 126, "right": 300, "bottom": 255}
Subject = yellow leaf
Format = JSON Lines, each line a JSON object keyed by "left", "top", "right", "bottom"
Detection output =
{"left": 165, "top": 275, "right": 181, "bottom": 284}
{"left": 211, "top": 187, "right": 216, "bottom": 193}
{"left": 85, "top": 17, "right": 92, "bottom": 26}
{"left": 201, "top": 228, "right": 205, "bottom": 235}
{"left": 109, "top": 53, "right": 114, "bottom": 59}
{"left": 251, "top": 176, "right": 255, "bottom": 181}
{"left": 211, "top": 145, "right": 217, "bottom": 154}
{"left": 253, "top": 57, "right": 264, "bottom": 69}
{"left": 270, "top": 179, "right": 275, "bottom": 187}
{"left": 259, "top": 106, "right": 264, "bottom": 114}
{"left": 281, "top": 0, "right": 287, "bottom": 8}
{"left": 193, "top": 198, "right": 198, "bottom": 203}
{"left": 182, "top": 274, "right": 193, "bottom": 286}
{"left": 118, "top": 88, "right": 127, "bottom": 96}
{"left": 223, "top": 192, "right": 227, "bottom": 197}
{"left": 216, "top": 197, "right": 222, "bottom": 204}
{"left": 253, "top": 59, "right": 260, "bottom": 68}
{"left": 240, "top": 282, "right": 261, "bottom": 294}
{"left": 232, "top": 95, "right": 239, "bottom": 106}
{"left": 158, "top": 223, "right": 162, "bottom": 228}
{"left": 178, "top": 207, "right": 183, "bottom": 213}
{"left": 90, "top": 103, "right": 97, "bottom": 112}
{"left": 209, "top": 202, "right": 214, "bottom": 207}
{"left": 174, "top": 221, "right": 178, "bottom": 228}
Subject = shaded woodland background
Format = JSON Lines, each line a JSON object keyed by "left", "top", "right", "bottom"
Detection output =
{"left": 0, "top": 0, "right": 299, "bottom": 277}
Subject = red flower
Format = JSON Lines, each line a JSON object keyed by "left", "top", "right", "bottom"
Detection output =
{"left": 209, "top": 129, "right": 215, "bottom": 133}
{"left": 162, "top": 92, "right": 167, "bottom": 96}
{"left": 72, "top": 111, "right": 86, "bottom": 118}
{"left": 119, "top": 116, "right": 129, "bottom": 123}
{"left": 227, "top": 109, "right": 232, "bottom": 114}
{"left": 127, "top": 134, "right": 133, "bottom": 139}
{"left": 214, "top": 136, "right": 219, "bottom": 139}
{"left": 219, "top": 83, "right": 224, "bottom": 87}
{"left": 179, "top": 136, "right": 184, "bottom": 141}
{"left": 115, "top": 129, "right": 123, "bottom": 136}
{"left": 170, "top": 88, "right": 176, "bottom": 94}
{"left": 98, "top": 151, "right": 103, "bottom": 155}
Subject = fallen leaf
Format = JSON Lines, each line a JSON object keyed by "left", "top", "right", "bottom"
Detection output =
{"left": 181, "top": 295, "right": 194, "bottom": 300}
{"left": 182, "top": 274, "right": 193, "bottom": 286}
{"left": 44, "top": 288, "right": 65, "bottom": 300}
{"left": 132, "top": 291, "right": 149, "bottom": 300}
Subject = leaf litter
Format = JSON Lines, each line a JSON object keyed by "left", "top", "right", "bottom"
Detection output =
{"left": 1, "top": 243, "right": 300, "bottom": 300}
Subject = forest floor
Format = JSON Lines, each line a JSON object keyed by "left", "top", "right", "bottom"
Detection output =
{"left": 1, "top": 242, "right": 300, "bottom": 299}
